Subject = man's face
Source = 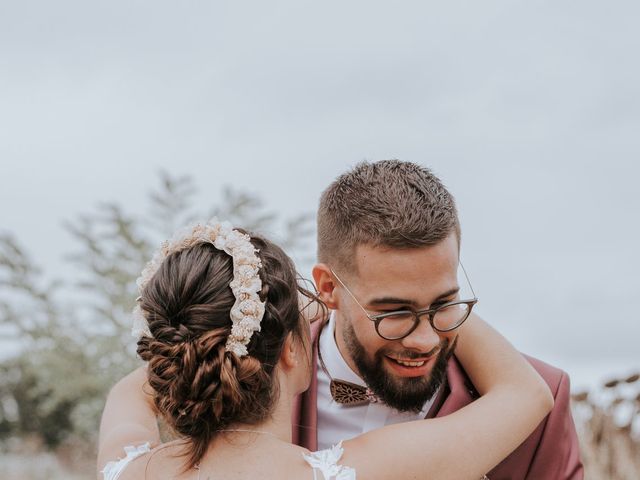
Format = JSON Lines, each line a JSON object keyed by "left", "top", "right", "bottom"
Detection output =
{"left": 334, "top": 233, "right": 461, "bottom": 412}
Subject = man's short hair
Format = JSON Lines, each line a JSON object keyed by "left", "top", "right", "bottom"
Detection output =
{"left": 317, "top": 160, "right": 460, "bottom": 273}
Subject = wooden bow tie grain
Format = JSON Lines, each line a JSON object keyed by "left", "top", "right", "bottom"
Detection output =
{"left": 329, "top": 378, "right": 379, "bottom": 405}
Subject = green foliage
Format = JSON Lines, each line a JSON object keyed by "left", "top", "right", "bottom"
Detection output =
{"left": 0, "top": 171, "right": 313, "bottom": 451}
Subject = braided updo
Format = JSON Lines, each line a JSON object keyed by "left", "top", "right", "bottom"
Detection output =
{"left": 136, "top": 232, "right": 311, "bottom": 469}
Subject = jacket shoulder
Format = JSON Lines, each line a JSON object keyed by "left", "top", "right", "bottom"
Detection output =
{"left": 490, "top": 355, "right": 583, "bottom": 479}
{"left": 522, "top": 354, "right": 569, "bottom": 395}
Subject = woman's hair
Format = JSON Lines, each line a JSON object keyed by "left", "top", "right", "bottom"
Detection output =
{"left": 136, "top": 232, "right": 315, "bottom": 469}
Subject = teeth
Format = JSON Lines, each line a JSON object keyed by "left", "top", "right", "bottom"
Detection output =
{"left": 394, "top": 359, "right": 426, "bottom": 367}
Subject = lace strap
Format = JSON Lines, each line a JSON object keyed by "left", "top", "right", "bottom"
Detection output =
{"left": 302, "top": 442, "right": 356, "bottom": 480}
{"left": 102, "top": 443, "right": 151, "bottom": 480}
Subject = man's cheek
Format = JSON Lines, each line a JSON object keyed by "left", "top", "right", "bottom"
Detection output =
{"left": 446, "top": 335, "right": 458, "bottom": 355}
{"left": 353, "top": 325, "right": 380, "bottom": 353}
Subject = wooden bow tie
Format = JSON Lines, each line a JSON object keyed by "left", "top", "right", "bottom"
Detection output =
{"left": 330, "top": 378, "right": 379, "bottom": 405}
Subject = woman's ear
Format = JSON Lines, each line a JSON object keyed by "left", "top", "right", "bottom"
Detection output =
{"left": 279, "top": 331, "right": 312, "bottom": 395}
{"left": 279, "top": 332, "right": 299, "bottom": 370}
{"left": 312, "top": 263, "right": 339, "bottom": 309}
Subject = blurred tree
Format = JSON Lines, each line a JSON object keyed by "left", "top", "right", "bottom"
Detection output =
{"left": 572, "top": 372, "right": 640, "bottom": 479}
{"left": 0, "top": 171, "right": 313, "bottom": 454}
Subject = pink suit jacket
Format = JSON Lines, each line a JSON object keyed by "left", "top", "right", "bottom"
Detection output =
{"left": 292, "top": 319, "right": 584, "bottom": 480}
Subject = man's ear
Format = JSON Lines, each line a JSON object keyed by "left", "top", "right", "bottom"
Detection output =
{"left": 312, "top": 263, "right": 339, "bottom": 309}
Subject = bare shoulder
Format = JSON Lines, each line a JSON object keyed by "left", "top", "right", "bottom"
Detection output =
{"left": 116, "top": 442, "right": 184, "bottom": 480}
{"left": 119, "top": 442, "right": 315, "bottom": 480}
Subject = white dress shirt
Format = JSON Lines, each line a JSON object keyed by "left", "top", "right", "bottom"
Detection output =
{"left": 316, "top": 312, "right": 437, "bottom": 450}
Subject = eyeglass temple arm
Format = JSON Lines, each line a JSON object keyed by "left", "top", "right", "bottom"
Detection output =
{"left": 330, "top": 269, "right": 373, "bottom": 318}
{"left": 459, "top": 261, "right": 477, "bottom": 299}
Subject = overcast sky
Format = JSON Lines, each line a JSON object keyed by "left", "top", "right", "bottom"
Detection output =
{"left": 1, "top": 0, "right": 638, "bottom": 390}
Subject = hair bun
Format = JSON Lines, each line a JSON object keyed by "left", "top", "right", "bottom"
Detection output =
{"left": 146, "top": 329, "right": 270, "bottom": 439}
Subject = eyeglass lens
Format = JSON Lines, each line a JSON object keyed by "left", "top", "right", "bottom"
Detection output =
{"left": 376, "top": 302, "right": 472, "bottom": 339}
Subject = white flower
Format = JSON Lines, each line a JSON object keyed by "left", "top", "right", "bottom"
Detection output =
{"left": 230, "top": 322, "right": 252, "bottom": 339}
{"left": 131, "top": 306, "right": 152, "bottom": 338}
{"left": 233, "top": 283, "right": 262, "bottom": 296}
{"left": 225, "top": 341, "right": 248, "bottom": 357}
{"left": 236, "top": 264, "right": 259, "bottom": 277}
{"left": 239, "top": 299, "right": 262, "bottom": 316}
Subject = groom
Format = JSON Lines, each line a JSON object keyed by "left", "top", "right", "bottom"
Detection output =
{"left": 293, "top": 160, "right": 583, "bottom": 479}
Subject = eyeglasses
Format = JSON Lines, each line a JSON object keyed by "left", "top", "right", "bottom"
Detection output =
{"left": 331, "top": 266, "right": 478, "bottom": 341}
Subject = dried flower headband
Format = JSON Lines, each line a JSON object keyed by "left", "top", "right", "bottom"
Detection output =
{"left": 131, "top": 219, "right": 266, "bottom": 357}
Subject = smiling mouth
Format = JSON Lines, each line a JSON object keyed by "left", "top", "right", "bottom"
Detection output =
{"left": 392, "top": 359, "right": 426, "bottom": 367}
{"left": 386, "top": 354, "right": 436, "bottom": 368}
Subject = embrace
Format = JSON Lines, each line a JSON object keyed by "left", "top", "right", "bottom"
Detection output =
{"left": 98, "top": 161, "right": 583, "bottom": 479}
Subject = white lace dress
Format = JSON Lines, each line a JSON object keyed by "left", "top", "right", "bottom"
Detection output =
{"left": 102, "top": 442, "right": 356, "bottom": 480}
{"left": 303, "top": 442, "right": 357, "bottom": 480}
{"left": 101, "top": 443, "right": 151, "bottom": 480}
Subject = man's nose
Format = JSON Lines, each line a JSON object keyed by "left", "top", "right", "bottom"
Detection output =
{"left": 400, "top": 316, "right": 441, "bottom": 352}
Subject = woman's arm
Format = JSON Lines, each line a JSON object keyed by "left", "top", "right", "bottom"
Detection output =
{"left": 342, "top": 314, "right": 554, "bottom": 480}
{"left": 96, "top": 366, "right": 160, "bottom": 477}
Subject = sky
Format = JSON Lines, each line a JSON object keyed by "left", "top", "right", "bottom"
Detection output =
{"left": 1, "top": 0, "right": 639, "bottom": 391}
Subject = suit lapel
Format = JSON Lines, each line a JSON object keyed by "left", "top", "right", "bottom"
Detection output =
{"left": 292, "top": 317, "right": 325, "bottom": 450}
{"left": 428, "top": 355, "right": 478, "bottom": 418}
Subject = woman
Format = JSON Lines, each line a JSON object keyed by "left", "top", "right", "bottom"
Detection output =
{"left": 98, "top": 220, "right": 553, "bottom": 480}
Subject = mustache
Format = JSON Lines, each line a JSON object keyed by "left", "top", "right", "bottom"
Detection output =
{"left": 382, "top": 337, "right": 453, "bottom": 360}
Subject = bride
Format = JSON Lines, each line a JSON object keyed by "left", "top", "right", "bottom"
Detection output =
{"left": 97, "top": 220, "right": 553, "bottom": 480}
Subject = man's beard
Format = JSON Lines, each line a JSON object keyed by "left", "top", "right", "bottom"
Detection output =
{"left": 342, "top": 320, "right": 456, "bottom": 413}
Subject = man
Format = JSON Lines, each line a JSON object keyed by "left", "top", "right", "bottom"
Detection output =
{"left": 293, "top": 160, "right": 583, "bottom": 479}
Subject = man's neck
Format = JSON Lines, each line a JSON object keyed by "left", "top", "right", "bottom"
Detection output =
{"left": 328, "top": 310, "right": 364, "bottom": 382}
